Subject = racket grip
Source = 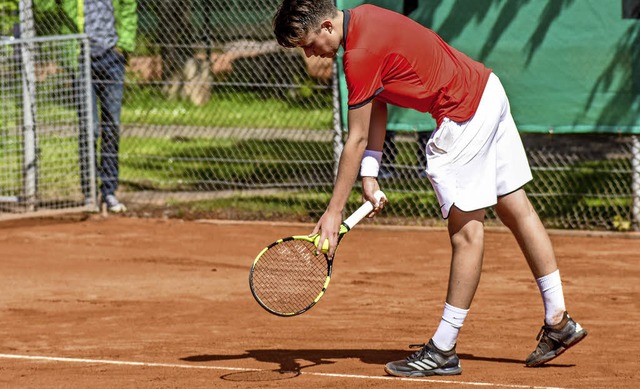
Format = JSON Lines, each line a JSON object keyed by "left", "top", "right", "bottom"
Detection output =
{"left": 343, "top": 190, "right": 386, "bottom": 229}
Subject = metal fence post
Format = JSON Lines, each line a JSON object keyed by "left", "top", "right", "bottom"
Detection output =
{"left": 81, "top": 36, "right": 98, "bottom": 210}
{"left": 19, "top": 0, "right": 37, "bottom": 211}
{"left": 632, "top": 135, "right": 640, "bottom": 231}
{"left": 331, "top": 59, "right": 343, "bottom": 183}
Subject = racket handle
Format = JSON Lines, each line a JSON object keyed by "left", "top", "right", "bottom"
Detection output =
{"left": 343, "top": 190, "right": 386, "bottom": 229}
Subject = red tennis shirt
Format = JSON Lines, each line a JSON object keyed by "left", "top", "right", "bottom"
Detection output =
{"left": 343, "top": 5, "right": 492, "bottom": 127}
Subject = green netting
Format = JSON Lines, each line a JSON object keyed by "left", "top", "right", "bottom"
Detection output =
{"left": 337, "top": 0, "right": 640, "bottom": 134}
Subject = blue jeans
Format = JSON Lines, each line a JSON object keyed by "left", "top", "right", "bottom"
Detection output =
{"left": 79, "top": 47, "right": 126, "bottom": 199}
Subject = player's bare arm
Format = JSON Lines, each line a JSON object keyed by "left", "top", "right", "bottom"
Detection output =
{"left": 311, "top": 102, "right": 372, "bottom": 257}
{"left": 362, "top": 99, "right": 388, "bottom": 215}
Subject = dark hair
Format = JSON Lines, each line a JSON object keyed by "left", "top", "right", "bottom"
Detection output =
{"left": 273, "top": 0, "right": 338, "bottom": 48}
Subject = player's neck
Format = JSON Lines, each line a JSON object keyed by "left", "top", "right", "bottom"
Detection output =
{"left": 335, "top": 10, "right": 345, "bottom": 48}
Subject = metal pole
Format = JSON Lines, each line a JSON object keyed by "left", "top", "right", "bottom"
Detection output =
{"left": 331, "top": 59, "right": 343, "bottom": 183}
{"left": 81, "top": 36, "right": 98, "bottom": 210}
{"left": 19, "top": 0, "right": 37, "bottom": 211}
{"left": 632, "top": 135, "right": 640, "bottom": 231}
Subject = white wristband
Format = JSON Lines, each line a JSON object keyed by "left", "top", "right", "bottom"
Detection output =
{"left": 360, "top": 150, "right": 383, "bottom": 177}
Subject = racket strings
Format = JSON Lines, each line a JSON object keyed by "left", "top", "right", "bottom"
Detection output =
{"left": 251, "top": 239, "right": 329, "bottom": 314}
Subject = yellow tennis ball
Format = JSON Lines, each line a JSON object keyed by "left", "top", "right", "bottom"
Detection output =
{"left": 313, "top": 236, "right": 330, "bottom": 253}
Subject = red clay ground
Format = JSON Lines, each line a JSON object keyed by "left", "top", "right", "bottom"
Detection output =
{"left": 1, "top": 215, "right": 638, "bottom": 388}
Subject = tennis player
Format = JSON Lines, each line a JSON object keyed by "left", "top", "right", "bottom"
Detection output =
{"left": 273, "top": 0, "right": 587, "bottom": 377}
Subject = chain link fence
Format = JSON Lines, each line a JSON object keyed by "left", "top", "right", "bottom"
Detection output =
{"left": 1, "top": 0, "right": 639, "bottom": 230}
{"left": 378, "top": 132, "right": 639, "bottom": 230}
{"left": 1, "top": 33, "right": 97, "bottom": 219}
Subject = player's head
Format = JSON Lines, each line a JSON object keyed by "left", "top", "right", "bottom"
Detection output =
{"left": 273, "top": 0, "right": 341, "bottom": 58}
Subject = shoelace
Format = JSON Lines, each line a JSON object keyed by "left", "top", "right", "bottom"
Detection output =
{"left": 535, "top": 326, "right": 547, "bottom": 341}
{"left": 406, "top": 343, "right": 429, "bottom": 361}
{"left": 536, "top": 318, "right": 568, "bottom": 341}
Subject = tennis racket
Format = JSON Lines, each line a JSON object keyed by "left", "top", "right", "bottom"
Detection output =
{"left": 249, "top": 190, "right": 386, "bottom": 317}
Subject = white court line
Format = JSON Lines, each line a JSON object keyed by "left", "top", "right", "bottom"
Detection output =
{"left": 0, "top": 353, "right": 565, "bottom": 389}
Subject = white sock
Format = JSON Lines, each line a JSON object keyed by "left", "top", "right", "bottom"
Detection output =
{"left": 431, "top": 302, "right": 469, "bottom": 351}
{"left": 536, "top": 269, "right": 566, "bottom": 325}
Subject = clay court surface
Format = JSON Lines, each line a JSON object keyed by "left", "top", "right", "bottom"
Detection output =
{"left": 1, "top": 215, "right": 638, "bottom": 388}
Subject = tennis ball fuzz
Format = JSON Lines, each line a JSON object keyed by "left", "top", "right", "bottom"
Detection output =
{"left": 313, "top": 236, "right": 330, "bottom": 253}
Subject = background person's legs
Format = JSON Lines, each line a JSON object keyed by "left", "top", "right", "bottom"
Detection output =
{"left": 93, "top": 49, "right": 126, "bottom": 206}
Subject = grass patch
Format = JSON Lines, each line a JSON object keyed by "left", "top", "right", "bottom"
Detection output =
{"left": 119, "top": 135, "right": 335, "bottom": 191}
{"left": 0, "top": 135, "right": 82, "bottom": 199}
{"left": 122, "top": 87, "right": 332, "bottom": 130}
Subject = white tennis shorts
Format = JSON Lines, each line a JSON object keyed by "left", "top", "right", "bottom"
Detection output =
{"left": 424, "top": 73, "right": 533, "bottom": 218}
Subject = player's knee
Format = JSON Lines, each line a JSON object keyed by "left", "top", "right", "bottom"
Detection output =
{"left": 496, "top": 190, "right": 536, "bottom": 227}
{"left": 496, "top": 201, "right": 536, "bottom": 230}
{"left": 449, "top": 219, "right": 484, "bottom": 250}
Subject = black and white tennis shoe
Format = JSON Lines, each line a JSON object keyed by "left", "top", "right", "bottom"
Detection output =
{"left": 385, "top": 339, "right": 462, "bottom": 377}
{"left": 525, "top": 311, "right": 587, "bottom": 367}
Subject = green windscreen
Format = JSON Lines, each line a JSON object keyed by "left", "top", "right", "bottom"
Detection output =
{"left": 336, "top": 0, "right": 640, "bottom": 134}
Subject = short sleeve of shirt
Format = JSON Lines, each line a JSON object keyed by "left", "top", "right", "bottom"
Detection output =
{"left": 344, "top": 49, "right": 385, "bottom": 109}
{"left": 341, "top": 5, "right": 491, "bottom": 125}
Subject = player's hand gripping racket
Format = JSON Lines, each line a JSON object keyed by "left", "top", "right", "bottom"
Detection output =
{"left": 249, "top": 191, "right": 386, "bottom": 317}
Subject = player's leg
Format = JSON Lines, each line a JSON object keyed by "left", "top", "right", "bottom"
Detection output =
{"left": 495, "top": 189, "right": 588, "bottom": 366}
{"left": 444, "top": 207, "right": 485, "bottom": 310}
{"left": 491, "top": 86, "right": 565, "bottom": 323}
{"left": 495, "top": 189, "right": 566, "bottom": 327}
{"left": 384, "top": 207, "right": 483, "bottom": 378}
{"left": 433, "top": 206, "right": 485, "bottom": 348}
{"left": 495, "top": 189, "right": 557, "bottom": 279}
{"left": 491, "top": 76, "right": 587, "bottom": 365}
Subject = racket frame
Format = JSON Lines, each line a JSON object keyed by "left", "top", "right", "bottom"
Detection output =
{"left": 249, "top": 191, "right": 385, "bottom": 317}
{"left": 249, "top": 225, "right": 347, "bottom": 317}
